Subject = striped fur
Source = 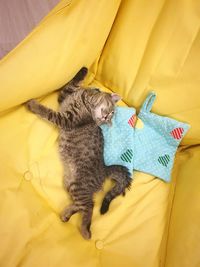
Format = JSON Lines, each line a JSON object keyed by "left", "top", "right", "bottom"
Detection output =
{"left": 26, "top": 67, "right": 132, "bottom": 239}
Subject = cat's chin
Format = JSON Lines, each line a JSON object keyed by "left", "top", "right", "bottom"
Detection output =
{"left": 105, "top": 121, "right": 112, "bottom": 127}
{"left": 96, "top": 121, "right": 104, "bottom": 126}
{"left": 96, "top": 120, "right": 112, "bottom": 127}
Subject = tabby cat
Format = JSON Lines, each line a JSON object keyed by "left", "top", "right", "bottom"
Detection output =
{"left": 26, "top": 67, "right": 132, "bottom": 239}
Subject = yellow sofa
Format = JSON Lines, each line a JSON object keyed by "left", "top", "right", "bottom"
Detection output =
{"left": 0, "top": 1, "right": 200, "bottom": 266}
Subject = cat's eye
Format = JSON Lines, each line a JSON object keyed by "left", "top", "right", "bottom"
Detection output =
{"left": 93, "top": 88, "right": 100, "bottom": 93}
{"left": 103, "top": 111, "right": 114, "bottom": 120}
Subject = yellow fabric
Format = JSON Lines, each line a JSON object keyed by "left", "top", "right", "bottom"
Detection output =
{"left": 0, "top": 1, "right": 199, "bottom": 267}
{"left": 0, "top": 0, "right": 121, "bottom": 111}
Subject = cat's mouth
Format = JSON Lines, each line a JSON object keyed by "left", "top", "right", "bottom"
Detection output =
{"left": 96, "top": 116, "right": 113, "bottom": 126}
{"left": 100, "top": 110, "right": 114, "bottom": 125}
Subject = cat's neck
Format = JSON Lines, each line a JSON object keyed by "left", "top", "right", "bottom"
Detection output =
{"left": 81, "top": 90, "right": 92, "bottom": 114}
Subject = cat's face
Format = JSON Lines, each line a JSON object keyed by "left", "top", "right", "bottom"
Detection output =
{"left": 87, "top": 88, "right": 121, "bottom": 126}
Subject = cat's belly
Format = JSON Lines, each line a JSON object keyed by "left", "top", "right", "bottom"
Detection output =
{"left": 58, "top": 126, "right": 105, "bottom": 182}
{"left": 59, "top": 126, "right": 103, "bottom": 159}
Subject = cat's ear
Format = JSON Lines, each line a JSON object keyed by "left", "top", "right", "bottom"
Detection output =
{"left": 111, "top": 93, "right": 121, "bottom": 103}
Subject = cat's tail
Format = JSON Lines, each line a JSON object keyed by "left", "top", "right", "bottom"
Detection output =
{"left": 100, "top": 165, "right": 132, "bottom": 214}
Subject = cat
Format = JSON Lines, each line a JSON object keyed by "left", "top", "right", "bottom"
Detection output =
{"left": 26, "top": 67, "right": 132, "bottom": 239}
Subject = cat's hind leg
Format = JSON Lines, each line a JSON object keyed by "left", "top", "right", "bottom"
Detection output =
{"left": 60, "top": 200, "right": 94, "bottom": 240}
{"left": 60, "top": 204, "right": 79, "bottom": 222}
{"left": 80, "top": 202, "right": 94, "bottom": 240}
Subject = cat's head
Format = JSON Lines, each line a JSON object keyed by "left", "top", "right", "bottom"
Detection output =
{"left": 85, "top": 88, "right": 121, "bottom": 126}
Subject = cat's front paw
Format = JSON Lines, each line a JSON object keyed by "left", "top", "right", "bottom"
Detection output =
{"left": 25, "top": 99, "right": 38, "bottom": 113}
{"left": 73, "top": 67, "right": 88, "bottom": 83}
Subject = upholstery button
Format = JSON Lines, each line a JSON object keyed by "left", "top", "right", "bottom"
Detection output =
{"left": 95, "top": 240, "right": 104, "bottom": 250}
{"left": 24, "top": 171, "right": 33, "bottom": 181}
